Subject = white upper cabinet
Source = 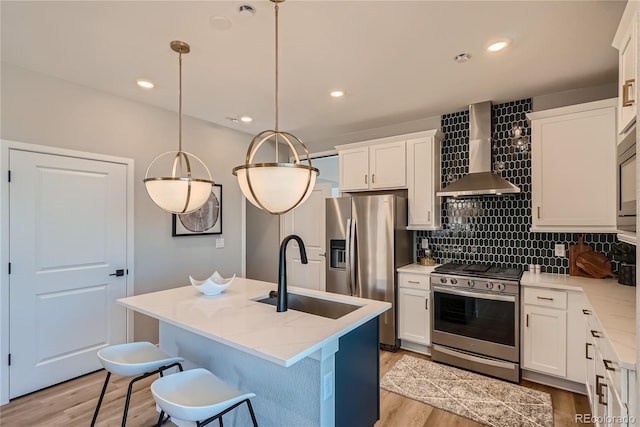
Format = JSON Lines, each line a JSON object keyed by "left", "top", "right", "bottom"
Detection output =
{"left": 612, "top": 0, "right": 638, "bottom": 135}
{"left": 527, "top": 99, "right": 617, "bottom": 232}
{"left": 406, "top": 131, "right": 442, "bottom": 230}
{"left": 338, "top": 139, "right": 406, "bottom": 192}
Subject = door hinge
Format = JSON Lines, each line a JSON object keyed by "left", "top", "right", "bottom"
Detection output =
{"left": 7, "top": 170, "right": 11, "bottom": 183}
{"left": 8, "top": 263, "right": 11, "bottom": 275}
{"left": 8, "top": 353, "right": 11, "bottom": 366}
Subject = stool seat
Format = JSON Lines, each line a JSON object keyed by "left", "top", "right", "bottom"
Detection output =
{"left": 91, "top": 342, "right": 184, "bottom": 427}
{"left": 98, "top": 341, "right": 184, "bottom": 376}
{"left": 152, "top": 368, "right": 257, "bottom": 425}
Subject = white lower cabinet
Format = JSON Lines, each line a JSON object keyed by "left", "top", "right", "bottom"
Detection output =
{"left": 522, "top": 288, "right": 568, "bottom": 377}
{"left": 397, "top": 272, "right": 430, "bottom": 352}
{"left": 522, "top": 287, "right": 588, "bottom": 384}
{"left": 583, "top": 306, "right": 636, "bottom": 427}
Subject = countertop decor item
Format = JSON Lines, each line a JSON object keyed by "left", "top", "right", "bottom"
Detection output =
{"left": 612, "top": 242, "right": 636, "bottom": 286}
{"left": 189, "top": 271, "right": 236, "bottom": 296}
{"left": 232, "top": 0, "right": 319, "bottom": 215}
{"left": 576, "top": 251, "right": 615, "bottom": 279}
{"left": 381, "top": 354, "right": 553, "bottom": 427}
{"left": 144, "top": 40, "right": 213, "bottom": 214}
{"left": 569, "top": 234, "right": 594, "bottom": 277}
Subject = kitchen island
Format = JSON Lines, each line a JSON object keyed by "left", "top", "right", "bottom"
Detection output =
{"left": 118, "top": 277, "right": 391, "bottom": 427}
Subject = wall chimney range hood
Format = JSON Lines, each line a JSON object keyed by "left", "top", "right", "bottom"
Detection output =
{"left": 437, "top": 101, "right": 521, "bottom": 197}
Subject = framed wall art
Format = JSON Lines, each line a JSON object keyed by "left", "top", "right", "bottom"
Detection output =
{"left": 172, "top": 184, "right": 222, "bottom": 236}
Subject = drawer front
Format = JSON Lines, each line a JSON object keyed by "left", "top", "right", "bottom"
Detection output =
{"left": 524, "top": 288, "right": 567, "bottom": 309}
{"left": 398, "top": 272, "right": 430, "bottom": 290}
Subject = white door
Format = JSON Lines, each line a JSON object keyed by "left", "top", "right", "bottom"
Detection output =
{"left": 9, "top": 149, "right": 128, "bottom": 398}
{"left": 280, "top": 183, "right": 332, "bottom": 291}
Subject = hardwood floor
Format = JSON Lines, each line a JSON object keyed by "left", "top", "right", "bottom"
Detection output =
{"left": 0, "top": 349, "right": 592, "bottom": 426}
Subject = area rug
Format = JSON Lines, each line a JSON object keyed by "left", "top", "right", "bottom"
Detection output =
{"left": 381, "top": 355, "right": 553, "bottom": 427}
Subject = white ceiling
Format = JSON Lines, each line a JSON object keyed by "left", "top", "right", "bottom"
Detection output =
{"left": 1, "top": 1, "right": 626, "bottom": 148}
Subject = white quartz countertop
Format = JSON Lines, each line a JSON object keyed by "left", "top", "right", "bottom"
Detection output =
{"left": 397, "top": 263, "right": 439, "bottom": 274}
{"left": 522, "top": 272, "right": 636, "bottom": 369}
{"left": 118, "top": 278, "right": 391, "bottom": 368}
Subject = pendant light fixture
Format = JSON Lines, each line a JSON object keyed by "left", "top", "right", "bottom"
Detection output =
{"left": 232, "top": 0, "right": 319, "bottom": 215}
{"left": 144, "top": 41, "right": 214, "bottom": 214}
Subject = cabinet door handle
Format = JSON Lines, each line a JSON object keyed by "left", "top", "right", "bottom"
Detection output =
{"left": 536, "top": 296, "right": 554, "bottom": 301}
{"left": 425, "top": 298, "right": 429, "bottom": 310}
{"left": 364, "top": 174, "right": 368, "bottom": 184}
{"left": 595, "top": 374, "right": 604, "bottom": 397}
{"left": 585, "top": 342, "right": 593, "bottom": 360}
{"left": 603, "top": 359, "right": 616, "bottom": 371}
{"left": 599, "top": 383, "right": 608, "bottom": 406}
{"left": 372, "top": 174, "right": 375, "bottom": 183}
{"left": 526, "top": 314, "right": 529, "bottom": 327}
{"left": 427, "top": 211, "right": 431, "bottom": 222}
{"left": 590, "top": 330, "right": 602, "bottom": 338}
{"left": 623, "top": 78, "right": 635, "bottom": 107}
{"left": 582, "top": 309, "right": 592, "bottom": 315}
{"left": 407, "top": 280, "right": 420, "bottom": 284}
{"left": 537, "top": 206, "right": 540, "bottom": 219}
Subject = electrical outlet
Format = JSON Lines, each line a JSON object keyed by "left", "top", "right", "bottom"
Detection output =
{"left": 216, "top": 238, "right": 225, "bottom": 249}
{"left": 554, "top": 243, "right": 565, "bottom": 257}
{"left": 323, "top": 373, "right": 333, "bottom": 400}
{"left": 421, "top": 238, "right": 429, "bottom": 249}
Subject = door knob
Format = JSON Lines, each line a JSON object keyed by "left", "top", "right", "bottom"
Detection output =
{"left": 109, "top": 269, "right": 125, "bottom": 277}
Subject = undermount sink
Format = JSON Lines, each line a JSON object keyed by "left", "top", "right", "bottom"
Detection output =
{"left": 256, "top": 292, "right": 361, "bottom": 319}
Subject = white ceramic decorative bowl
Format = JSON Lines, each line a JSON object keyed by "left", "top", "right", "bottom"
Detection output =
{"left": 189, "top": 271, "right": 236, "bottom": 296}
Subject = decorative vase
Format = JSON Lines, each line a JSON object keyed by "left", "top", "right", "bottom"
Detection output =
{"left": 617, "top": 263, "right": 636, "bottom": 286}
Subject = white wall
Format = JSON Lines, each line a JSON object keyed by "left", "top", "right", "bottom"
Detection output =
{"left": 0, "top": 62, "right": 256, "bottom": 342}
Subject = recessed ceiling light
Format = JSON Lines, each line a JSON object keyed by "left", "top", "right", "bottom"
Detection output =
{"left": 487, "top": 40, "right": 510, "bottom": 52}
{"left": 136, "top": 79, "right": 154, "bottom": 89}
{"left": 330, "top": 90, "right": 345, "bottom": 98}
{"left": 239, "top": 115, "right": 253, "bottom": 123}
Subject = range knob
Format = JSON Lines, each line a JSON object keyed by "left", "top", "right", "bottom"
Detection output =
{"left": 467, "top": 280, "right": 475, "bottom": 288}
{"left": 496, "top": 283, "right": 506, "bottom": 291}
{"left": 450, "top": 278, "right": 458, "bottom": 285}
{"left": 486, "top": 282, "right": 494, "bottom": 290}
{"left": 440, "top": 277, "right": 448, "bottom": 284}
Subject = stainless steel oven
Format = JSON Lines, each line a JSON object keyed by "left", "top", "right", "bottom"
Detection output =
{"left": 431, "top": 263, "right": 522, "bottom": 383}
{"left": 617, "top": 131, "right": 636, "bottom": 232}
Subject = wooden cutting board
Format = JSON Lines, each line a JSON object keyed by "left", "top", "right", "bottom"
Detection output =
{"left": 576, "top": 251, "right": 616, "bottom": 279}
{"left": 569, "top": 234, "right": 592, "bottom": 277}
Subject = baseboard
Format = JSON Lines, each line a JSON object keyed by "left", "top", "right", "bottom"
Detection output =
{"left": 521, "top": 369, "right": 587, "bottom": 395}
{"left": 399, "top": 340, "right": 431, "bottom": 356}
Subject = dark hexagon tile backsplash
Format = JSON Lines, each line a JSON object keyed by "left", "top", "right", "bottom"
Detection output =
{"left": 415, "top": 98, "right": 618, "bottom": 275}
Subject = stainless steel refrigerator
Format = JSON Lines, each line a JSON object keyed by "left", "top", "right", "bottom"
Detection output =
{"left": 325, "top": 194, "right": 411, "bottom": 350}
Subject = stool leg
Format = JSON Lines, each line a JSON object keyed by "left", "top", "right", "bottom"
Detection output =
{"left": 90, "top": 371, "right": 111, "bottom": 427}
{"left": 122, "top": 363, "right": 183, "bottom": 426}
{"left": 156, "top": 410, "right": 165, "bottom": 427}
{"left": 246, "top": 399, "right": 258, "bottom": 427}
{"left": 219, "top": 417, "right": 223, "bottom": 427}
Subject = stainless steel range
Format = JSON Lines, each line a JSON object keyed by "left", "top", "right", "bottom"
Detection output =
{"left": 430, "top": 262, "right": 523, "bottom": 383}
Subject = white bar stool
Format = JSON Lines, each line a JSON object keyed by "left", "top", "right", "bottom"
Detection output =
{"left": 90, "top": 341, "right": 184, "bottom": 427}
{"left": 151, "top": 368, "right": 258, "bottom": 427}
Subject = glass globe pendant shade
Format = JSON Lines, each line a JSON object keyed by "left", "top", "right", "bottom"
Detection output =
{"left": 234, "top": 163, "right": 318, "bottom": 214}
{"left": 233, "top": 129, "right": 319, "bottom": 215}
{"left": 144, "top": 150, "right": 213, "bottom": 214}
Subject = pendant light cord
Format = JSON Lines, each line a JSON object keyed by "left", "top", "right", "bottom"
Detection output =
{"left": 274, "top": 1, "right": 280, "bottom": 159}
{"left": 178, "top": 51, "right": 183, "bottom": 153}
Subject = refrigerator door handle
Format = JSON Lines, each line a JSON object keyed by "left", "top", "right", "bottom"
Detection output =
{"left": 345, "top": 218, "right": 354, "bottom": 296}
{"left": 350, "top": 218, "right": 358, "bottom": 297}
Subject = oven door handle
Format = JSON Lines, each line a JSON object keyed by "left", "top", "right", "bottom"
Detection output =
{"left": 432, "top": 285, "right": 517, "bottom": 303}
{"left": 432, "top": 345, "right": 519, "bottom": 370}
